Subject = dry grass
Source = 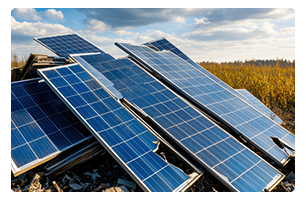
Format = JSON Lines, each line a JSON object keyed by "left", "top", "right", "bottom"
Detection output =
{"left": 199, "top": 59, "right": 295, "bottom": 134}
{"left": 11, "top": 53, "right": 27, "bottom": 69}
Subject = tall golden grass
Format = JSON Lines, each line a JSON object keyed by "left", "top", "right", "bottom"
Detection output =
{"left": 199, "top": 59, "right": 295, "bottom": 133}
{"left": 11, "top": 53, "right": 27, "bottom": 69}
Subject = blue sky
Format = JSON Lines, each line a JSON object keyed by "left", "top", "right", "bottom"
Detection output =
{"left": 11, "top": 8, "right": 295, "bottom": 62}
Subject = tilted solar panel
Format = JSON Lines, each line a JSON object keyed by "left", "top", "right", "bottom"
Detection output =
{"left": 70, "top": 52, "right": 284, "bottom": 192}
{"left": 235, "top": 89, "right": 282, "bottom": 124}
{"left": 143, "top": 38, "right": 248, "bottom": 101}
{"left": 34, "top": 33, "right": 112, "bottom": 60}
{"left": 11, "top": 78, "right": 92, "bottom": 176}
{"left": 143, "top": 38, "right": 284, "bottom": 124}
{"left": 37, "top": 64, "right": 193, "bottom": 192}
{"left": 115, "top": 42, "right": 295, "bottom": 166}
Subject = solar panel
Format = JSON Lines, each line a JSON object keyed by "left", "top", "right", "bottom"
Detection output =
{"left": 37, "top": 63, "right": 193, "bottom": 192}
{"left": 236, "top": 89, "right": 282, "bottom": 124}
{"left": 34, "top": 33, "right": 112, "bottom": 60}
{"left": 143, "top": 38, "right": 248, "bottom": 101}
{"left": 143, "top": 38, "right": 284, "bottom": 124}
{"left": 11, "top": 78, "right": 92, "bottom": 176}
{"left": 115, "top": 42, "right": 295, "bottom": 166}
{"left": 70, "top": 52, "right": 284, "bottom": 192}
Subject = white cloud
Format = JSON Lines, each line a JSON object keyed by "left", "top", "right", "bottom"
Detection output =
{"left": 184, "top": 21, "right": 285, "bottom": 42}
{"left": 267, "top": 8, "right": 295, "bottom": 20}
{"left": 256, "top": 22, "right": 276, "bottom": 34}
{"left": 44, "top": 9, "right": 64, "bottom": 21}
{"left": 11, "top": 16, "right": 73, "bottom": 38}
{"left": 279, "top": 27, "right": 295, "bottom": 36}
{"left": 113, "top": 30, "right": 139, "bottom": 37}
{"left": 12, "top": 8, "right": 41, "bottom": 21}
{"left": 85, "top": 19, "right": 108, "bottom": 33}
{"left": 195, "top": 17, "right": 210, "bottom": 25}
{"left": 172, "top": 16, "right": 186, "bottom": 24}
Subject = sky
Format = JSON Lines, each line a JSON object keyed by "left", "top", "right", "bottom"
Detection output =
{"left": 11, "top": 7, "right": 295, "bottom": 63}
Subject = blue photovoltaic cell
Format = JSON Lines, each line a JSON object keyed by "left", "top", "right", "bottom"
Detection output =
{"left": 115, "top": 42, "right": 294, "bottom": 166}
{"left": 34, "top": 33, "right": 112, "bottom": 60}
{"left": 143, "top": 38, "right": 248, "bottom": 101}
{"left": 144, "top": 38, "right": 283, "bottom": 124}
{"left": 235, "top": 89, "right": 282, "bottom": 124}
{"left": 71, "top": 53, "right": 284, "bottom": 192}
{"left": 70, "top": 53, "right": 122, "bottom": 99}
{"left": 38, "top": 64, "right": 190, "bottom": 192}
{"left": 11, "top": 79, "right": 92, "bottom": 174}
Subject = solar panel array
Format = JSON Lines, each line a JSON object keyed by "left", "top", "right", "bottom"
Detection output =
{"left": 38, "top": 64, "right": 191, "bottom": 192}
{"left": 144, "top": 38, "right": 284, "bottom": 124}
{"left": 143, "top": 38, "right": 248, "bottom": 101}
{"left": 34, "top": 34, "right": 112, "bottom": 60}
{"left": 70, "top": 52, "right": 284, "bottom": 192}
{"left": 20, "top": 33, "right": 293, "bottom": 192}
{"left": 115, "top": 42, "right": 295, "bottom": 166}
{"left": 235, "top": 89, "right": 282, "bottom": 124}
{"left": 11, "top": 78, "right": 91, "bottom": 175}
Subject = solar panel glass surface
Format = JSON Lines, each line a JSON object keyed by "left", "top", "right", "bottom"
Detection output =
{"left": 11, "top": 79, "right": 91, "bottom": 175}
{"left": 115, "top": 42, "right": 294, "bottom": 166}
{"left": 144, "top": 38, "right": 284, "bottom": 125}
{"left": 71, "top": 53, "right": 284, "bottom": 192}
{"left": 235, "top": 89, "right": 282, "bottom": 124}
{"left": 34, "top": 34, "right": 111, "bottom": 59}
{"left": 143, "top": 38, "right": 248, "bottom": 101}
{"left": 38, "top": 64, "right": 190, "bottom": 192}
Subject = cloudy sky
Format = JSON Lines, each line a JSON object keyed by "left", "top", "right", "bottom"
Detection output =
{"left": 11, "top": 8, "right": 295, "bottom": 62}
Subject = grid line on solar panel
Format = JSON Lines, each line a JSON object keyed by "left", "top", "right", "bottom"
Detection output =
{"left": 193, "top": 136, "right": 231, "bottom": 155}
{"left": 235, "top": 89, "right": 282, "bottom": 124}
{"left": 115, "top": 42, "right": 294, "bottom": 166}
{"left": 34, "top": 33, "right": 109, "bottom": 59}
{"left": 69, "top": 54, "right": 123, "bottom": 99}
{"left": 11, "top": 79, "right": 91, "bottom": 175}
{"left": 11, "top": 82, "right": 87, "bottom": 146}
{"left": 70, "top": 53, "right": 284, "bottom": 192}
{"left": 143, "top": 38, "right": 248, "bottom": 101}
{"left": 38, "top": 64, "right": 191, "bottom": 192}
{"left": 142, "top": 164, "right": 168, "bottom": 182}
{"left": 144, "top": 38, "right": 283, "bottom": 124}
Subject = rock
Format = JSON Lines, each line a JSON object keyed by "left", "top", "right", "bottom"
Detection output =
{"left": 116, "top": 178, "right": 136, "bottom": 191}
{"left": 69, "top": 183, "right": 83, "bottom": 191}
{"left": 103, "top": 186, "right": 129, "bottom": 192}
{"left": 105, "top": 170, "right": 113, "bottom": 179}
{"left": 93, "top": 183, "right": 110, "bottom": 192}
{"left": 84, "top": 170, "right": 101, "bottom": 182}
{"left": 286, "top": 171, "right": 295, "bottom": 182}
{"left": 280, "top": 182, "right": 295, "bottom": 192}
{"left": 117, "top": 185, "right": 129, "bottom": 192}
{"left": 64, "top": 173, "right": 85, "bottom": 191}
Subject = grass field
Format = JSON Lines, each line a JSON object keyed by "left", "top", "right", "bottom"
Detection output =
{"left": 199, "top": 59, "right": 295, "bottom": 134}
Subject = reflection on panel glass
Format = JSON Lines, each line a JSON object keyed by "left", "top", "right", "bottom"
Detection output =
{"left": 71, "top": 53, "right": 284, "bottom": 192}
{"left": 38, "top": 64, "right": 190, "bottom": 192}
{"left": 116, "top": 42, "right": 294, "bottom": 166}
